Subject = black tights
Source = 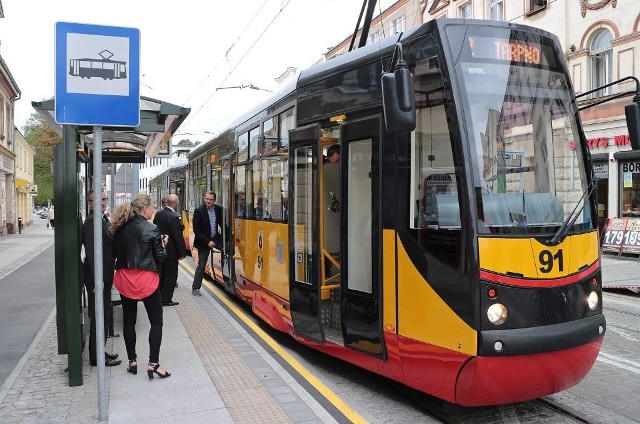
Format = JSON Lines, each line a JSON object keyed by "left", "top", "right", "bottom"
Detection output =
{"left": 120, "top": 287, "right": 163, "bottom": 364}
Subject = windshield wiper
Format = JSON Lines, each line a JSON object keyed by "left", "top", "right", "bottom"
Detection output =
{"left": 546, "top": 176, "right": 597, "bottom": 246}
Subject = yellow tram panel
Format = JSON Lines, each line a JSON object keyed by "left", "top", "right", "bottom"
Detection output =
{"left": 478, "top": 237, "right": 537, "bottom": 277}
{"left": 396, "top": 236, "right": 477, "bottom": 356}
{"left": 235, "top": 219, "right": 290, "bottom": 301}
{"left": 479, "top": 231, "right": 598, "bottom": 278}
{"left": 382, "top": 229, "right": 397, "bottom": 332}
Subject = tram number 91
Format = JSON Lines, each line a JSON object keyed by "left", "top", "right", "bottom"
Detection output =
{"left": 538, "top": 249, "right": 564, "bottom": 273}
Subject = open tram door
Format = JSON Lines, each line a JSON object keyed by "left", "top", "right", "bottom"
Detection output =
{"left": 339, "top": 116, "right": 385, "bottom": 358}
{"left": 220, "top": 157, "right": 235, "bottom": 292}
{"left": 288, "top": 124, "right": 324, "bottom": 343}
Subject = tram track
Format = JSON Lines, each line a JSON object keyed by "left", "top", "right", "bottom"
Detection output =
{"left": 396, "top": 380, "right": 597, "bottom": 423}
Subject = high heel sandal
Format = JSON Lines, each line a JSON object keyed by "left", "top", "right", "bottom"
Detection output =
{"left": 127, "top": 359, "right": 137, "bottom": 375}
{"left": 147, "top": 362, "right": 171, "bottom": 380}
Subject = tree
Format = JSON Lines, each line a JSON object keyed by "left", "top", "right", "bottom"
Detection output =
{"left": 176, "top": 138, "right": 195, "bottom": 146}
{"left": 22, "top": 112, "right": 62, "bottom": 206}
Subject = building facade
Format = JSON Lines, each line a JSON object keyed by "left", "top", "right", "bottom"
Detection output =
{"left": 0, "top": 54, "right": 20, "bottom": 235}
{"left": 325, "top": 0, "right": 426, "bottom": 60}
{"left": 14, "top": 127, "right": 35, "bottom": 228}
{"left": 420, "top": 0, "right": 640, "bottom": 229}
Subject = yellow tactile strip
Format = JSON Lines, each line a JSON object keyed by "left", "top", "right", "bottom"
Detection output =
{"left": 173, "top": 286, "right": 293, "bottom": 424}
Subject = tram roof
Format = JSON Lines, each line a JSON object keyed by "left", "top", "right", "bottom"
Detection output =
{"left": 31, "top": 96, "right": 190, "bottom": 163}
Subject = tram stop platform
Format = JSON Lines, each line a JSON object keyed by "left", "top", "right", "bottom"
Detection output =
{"left": 0, "top": 219, "right": 341, "bottom": 423}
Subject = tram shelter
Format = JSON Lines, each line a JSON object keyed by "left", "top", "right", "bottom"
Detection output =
{"left": 31, "top": 96, "right": 190, "bottom": 386}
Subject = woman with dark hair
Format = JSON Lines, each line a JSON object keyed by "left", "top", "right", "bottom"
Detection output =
{"left": 111, "top": 193, "right": 171, "bottom": 379}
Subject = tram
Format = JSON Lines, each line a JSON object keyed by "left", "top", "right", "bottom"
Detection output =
{"left": 149, "top": 164, "right": 190, "bottom": 250}
{"left": 186, "top": 19, "right": 640, "bottom": 406}
{"left": 69, "top": 57, "right": 127, "bottom": 80}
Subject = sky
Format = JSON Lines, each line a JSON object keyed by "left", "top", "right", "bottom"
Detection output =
{"left": 0, "top": 0, "right": 398, "bottom": 144}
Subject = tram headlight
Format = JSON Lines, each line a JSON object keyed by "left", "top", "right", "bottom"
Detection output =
{"left": 587, "top": 291, "right": 599, "bottom": 310}
{"left": 487, "top": 303, "right": 508, "bottom": 325}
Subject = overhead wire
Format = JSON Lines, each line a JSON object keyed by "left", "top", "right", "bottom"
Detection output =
{"left": 180, "top": 0, "right": 271, "bottom": 108}
{"left": 183, "top": 0, "right": 291, "bottom": 129}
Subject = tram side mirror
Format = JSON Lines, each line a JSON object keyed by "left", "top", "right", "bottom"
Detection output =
{"left": 625, "top": 99, "right": 640, "bottom": 150}
{"left": 382, "top": 44, "right": 416, "bottom": 133}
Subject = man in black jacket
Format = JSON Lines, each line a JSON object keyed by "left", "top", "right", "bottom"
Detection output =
{"left": 153, "top": 194, "right": 187, "bottom": 306}
{"left": 81, "top": 190, "right": 121, "bottom": 367}
{"left": 191, "top": 191, "right": 222, "bottom": 296}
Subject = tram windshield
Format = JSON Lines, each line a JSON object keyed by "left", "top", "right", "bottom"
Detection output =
{"left": 447, "top": 25, "right": 592, "bottom": 235}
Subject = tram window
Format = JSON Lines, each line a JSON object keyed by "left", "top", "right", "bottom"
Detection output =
{"left": 263, "top": 117, "right": 278, "bottom": 156}
{"left": 252, "top": 160, "right": 265, "bottom": 219}
{"left": 257, "top": 157, "right": 287, "bottom": 222}
{"left": 238, "top": 132, "right": 249, "bottom": 163}
{"left": 409, "top": 59, "right": 462, "bottom": 267}
{"left": 249, "top": 127, "right": 260, "bottom": 158}
{"left": 235, "top": 165, "right": 249, "bottom": 218}
{"left": 279, "top": 108, "right": 295, "bottom": 149}
{"left": 410, "top": 103, "right": 460, "bottom": 230}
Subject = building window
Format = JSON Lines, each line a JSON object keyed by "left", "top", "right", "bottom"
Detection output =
{"left": 459, "top": 2, "right": 472, "bottom": 19}
{"left": 528, "top": 0, "right": 547, "bottom": 14}
{"left": 389, "top": 15, "right": 404, "bottom": 35}
{"left": 590, "top": 29, "right": 613, "bottom": 97}
{"left": 369, "top": 30, "right": 382, "bottom": 44}
{"left": 489, "top": 0, "right": 504, "bottom": 21}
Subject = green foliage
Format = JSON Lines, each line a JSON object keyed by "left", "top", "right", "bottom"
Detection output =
{"left": 23, "top": 113, "right": 61, "bottom": 205}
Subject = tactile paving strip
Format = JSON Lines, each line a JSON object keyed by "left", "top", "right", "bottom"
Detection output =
{"left": 174, "top": 286, "right": 293, "bottom": 423}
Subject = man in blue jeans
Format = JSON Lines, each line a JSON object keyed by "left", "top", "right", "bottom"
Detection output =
{"left": 191, "top": 191, "right": 222, "bottom": 296}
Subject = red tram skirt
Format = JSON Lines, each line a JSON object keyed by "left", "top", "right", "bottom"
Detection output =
{"left": 454, "top": 338, "right": 603, "bottom": 406}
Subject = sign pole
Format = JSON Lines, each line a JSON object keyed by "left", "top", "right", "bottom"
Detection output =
{"left": 93, "top": 126, "right": 107, "bottom": 422}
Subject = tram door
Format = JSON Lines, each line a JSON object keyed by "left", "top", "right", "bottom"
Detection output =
{"left": 220, "top": 158, "right": 235, "bottom": 292}
{"left": 340, "top": 116, "right": 384, "bottom": 358}
{"left": 288, "top": 124, "right": 324, "bottom": 343}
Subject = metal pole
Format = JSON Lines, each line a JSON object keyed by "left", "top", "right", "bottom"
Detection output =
{"left": 93, "top": 126, "right": 108, "bottom": 422}
{"left": 110, "top": 165, "right": 115, "bottom": 212}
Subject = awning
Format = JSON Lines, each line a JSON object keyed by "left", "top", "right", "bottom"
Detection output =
{"left": 31, "top": 96, "right": 190, "bottom": 163}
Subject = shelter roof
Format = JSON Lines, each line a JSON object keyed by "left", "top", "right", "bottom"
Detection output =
{"left": 31, "top": 96, "right": 190, "bottom": 163}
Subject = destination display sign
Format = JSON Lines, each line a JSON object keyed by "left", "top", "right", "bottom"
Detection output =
{"left": 468, "top": 36, "right": 542, "bottom": 65}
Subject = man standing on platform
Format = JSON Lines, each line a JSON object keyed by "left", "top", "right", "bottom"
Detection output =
{"left": 153, "top": 193, "right": 187, "bottom": 306}
{"left": 81, "top": 190, "right": 121, "bottom": 367}
{"left": 191, "top": 191, "right": 222, "bottom": 296}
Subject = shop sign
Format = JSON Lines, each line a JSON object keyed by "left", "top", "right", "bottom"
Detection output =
{"left": 0, "top": 156, "right": 13, "bottom": 172}
{"left": 602, "top": 218, "right": 640, "bottom": 256}
{"left": 593, "top": 162, "right": 608, "bottom": 178}
{"left": 568, "top": 134, "right": 630, "bottom": 151}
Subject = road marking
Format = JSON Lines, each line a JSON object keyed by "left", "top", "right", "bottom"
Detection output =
{"left": 179, "top": 261, "right": 367, "bottom": 424}
{"left": 597, "top": 351, "right": 640, "bottom": 374}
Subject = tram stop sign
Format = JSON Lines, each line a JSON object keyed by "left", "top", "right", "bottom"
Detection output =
{"left": 55, "top": 22, "right": 140, "bottom": 126}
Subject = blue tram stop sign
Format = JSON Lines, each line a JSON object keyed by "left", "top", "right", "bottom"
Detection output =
{"left": 55, "top": 22, "right": 140, "bottom": 127}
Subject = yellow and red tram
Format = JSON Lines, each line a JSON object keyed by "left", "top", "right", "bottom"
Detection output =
{"left": 185, "top": 19, "right": 639, "bottom": 406}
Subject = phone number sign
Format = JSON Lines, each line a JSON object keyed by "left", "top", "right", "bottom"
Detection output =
{"left": 602, "top": 218, "right": 640, "bottom": 255}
